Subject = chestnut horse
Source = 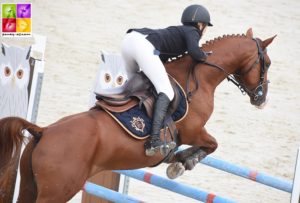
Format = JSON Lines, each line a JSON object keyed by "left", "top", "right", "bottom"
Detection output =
{"left": 0, "top": 28, "right": 276, "bottom": 203}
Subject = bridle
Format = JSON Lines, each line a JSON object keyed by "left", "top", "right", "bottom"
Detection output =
{"left": 231, "top": 38, "right": 270, "bottom": 101}
{"left": 186, "top": 38, "right": 270, "bottom": 102}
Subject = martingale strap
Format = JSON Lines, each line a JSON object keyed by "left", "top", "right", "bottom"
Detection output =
{"left": 185, "top": 61, "right": 199, "bottom": 102}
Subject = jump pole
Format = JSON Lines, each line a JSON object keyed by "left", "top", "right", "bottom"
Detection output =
{"left": 201, "top": 156, "right": 293, "bottom": 193}
{"left": 115, "top": 169, "right": 236, "bottom": 203}
{"left": 200, "top": 156, "right": 293, "bottom": 193}
{"left": 83, "top": 182, "right": 143, "bottom": 203}
{"left": 174, "top": 147, "right": 292, "bottom": 193}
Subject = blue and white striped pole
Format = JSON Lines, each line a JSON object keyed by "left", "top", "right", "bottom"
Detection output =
{"left": 115, "top": 169, "right": 236, "bottom": 203}
{"left": 83, "top": 181, "right": 143, "bottom": 203}
{"left": 201, "top": 156, "right": 293, "bottom": 193}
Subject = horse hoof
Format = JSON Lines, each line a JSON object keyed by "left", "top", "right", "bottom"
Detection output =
{"left": 166, "top": 162, "right": 185, "bottom": 179}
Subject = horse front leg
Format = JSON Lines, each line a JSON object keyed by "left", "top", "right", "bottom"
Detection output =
{"left": 166, "top": 128, "right": 218, "bottom": 179}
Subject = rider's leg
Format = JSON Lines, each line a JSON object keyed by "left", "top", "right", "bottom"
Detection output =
{"left": 121, "top": 31, "right": 174, "bottom": 100}
{"left": 130, "top": 32, "right": 175, "bottom": 156}
{"left": 121, "top": 31, "right": 175, "bottom": 156}
{"left": 121, "top": 32, "right": 140, "bottom": 79}
{"left": 145, "top": 92, "right": 171, "bottom": 155}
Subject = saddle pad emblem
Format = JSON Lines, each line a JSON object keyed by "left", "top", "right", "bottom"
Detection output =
{"left": 130, "top": 116, "right": 145, "bottom": 132}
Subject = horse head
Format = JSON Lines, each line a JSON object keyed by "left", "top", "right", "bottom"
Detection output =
{"left": 167, "top": 28, "right": 276, "bottom": 109}
{"left": 233, "top": 28, "right": 276, "bottom": 108}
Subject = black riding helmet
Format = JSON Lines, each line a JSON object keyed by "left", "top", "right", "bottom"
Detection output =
{"left": 181, "top": 4, "right": 213, "bottom": 26}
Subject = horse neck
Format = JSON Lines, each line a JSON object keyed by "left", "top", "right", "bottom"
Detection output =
{"left": 167, "top": 36, "right": 255, "bottom": 92}
{"left": 202, "top": 36, "right": 256, "bottom": 87}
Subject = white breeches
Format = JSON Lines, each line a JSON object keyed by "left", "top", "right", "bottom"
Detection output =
{"left": 121, "top": 31, "right": 174, "bottom": 100}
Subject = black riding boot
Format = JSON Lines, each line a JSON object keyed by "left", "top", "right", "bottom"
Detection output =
{"left": 145, "top": 93, "right": 174, "bottom": 156}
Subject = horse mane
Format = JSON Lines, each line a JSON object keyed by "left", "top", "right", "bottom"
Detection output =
{"left": 202, "top": 33, "right": 246, "bottom": 48}
{"left": 166, "top": 33, "right": 247, "bottom": 63}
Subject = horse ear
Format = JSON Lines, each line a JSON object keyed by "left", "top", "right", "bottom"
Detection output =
{"left": 246, "top": 28, "right": 253, "bottom": 38}
{"left": 262, "top": 35, "right": 277, "bottom": 49}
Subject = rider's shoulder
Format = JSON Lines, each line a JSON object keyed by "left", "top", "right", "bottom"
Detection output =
{"left": 172, "top": 25, "right": 199, "bottom": 32}
{"left": 164, "top": 25, "right": 198, "bottom": 32}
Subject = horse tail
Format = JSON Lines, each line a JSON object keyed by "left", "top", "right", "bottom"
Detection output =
{"left": 0, "top": 117, "right": 43, "bottom": 186}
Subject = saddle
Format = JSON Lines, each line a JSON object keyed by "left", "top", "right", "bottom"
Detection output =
{"left": 94, "top": 73, "right": 188, "bottom": 143}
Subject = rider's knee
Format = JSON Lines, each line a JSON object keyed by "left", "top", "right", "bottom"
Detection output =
{"left": 158, "top": 88, "right": 174, "bottom": 101}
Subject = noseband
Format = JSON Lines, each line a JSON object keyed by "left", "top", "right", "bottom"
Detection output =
{"left": 186, "top": 38, "right": 269, "bottom": 102}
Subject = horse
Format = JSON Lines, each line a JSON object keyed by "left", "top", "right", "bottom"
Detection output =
{"left": 0, "top": 28, "right": 276, "bottom": 203}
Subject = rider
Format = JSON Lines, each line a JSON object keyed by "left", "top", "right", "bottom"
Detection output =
{"left": 121, "top": 4, "right": 213, "bottom": 156}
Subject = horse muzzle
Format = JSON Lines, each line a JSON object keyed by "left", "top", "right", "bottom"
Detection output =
{"left": 250, "top": 80, "right": 269, "bottom": 108}
{"left": 254, "top": 97, "right": 269, "bottom": 109}
{"left": 250, "top": 91, "right": 267, "bottom": 107}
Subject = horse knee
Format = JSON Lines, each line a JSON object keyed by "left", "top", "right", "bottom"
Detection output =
{"left": 209, "top": 140, "right": 218, "bottom": 153}
{"left": 203, "top": 136, "right": 218, "bottom": 154}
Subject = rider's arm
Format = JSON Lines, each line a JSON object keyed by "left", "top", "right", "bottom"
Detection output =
{"left": 185, "top": 28, "right": 207, "bottom": 61}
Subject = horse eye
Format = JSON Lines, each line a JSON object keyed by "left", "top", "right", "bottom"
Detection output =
{"left": 104, "top": 73, "right": 111, "bottom": 83}
{"left": 17, "top": 69, "right": 24, "bottom": 79}
{"left": 4, "top": 66, "right": 11, "bottom": 77}
{"left": 116, "top": 76, "right": 123, "bottom": 85}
